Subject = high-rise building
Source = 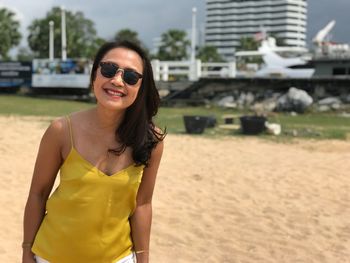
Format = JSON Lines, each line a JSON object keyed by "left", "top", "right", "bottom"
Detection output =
{"left": 205, "top": 0, "right": 307, "bottom": 60}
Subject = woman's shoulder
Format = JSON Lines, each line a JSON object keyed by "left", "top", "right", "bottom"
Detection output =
{"left": 45, "top": 109, "right": 89, "bottom": 136}
{"left": 69, "top": 108, "right": 95, "bottom": 123}
{"left": 151, "top": 126, "right": 165, "bottom": 155}
{"left": 39, "top": 117, "right": 67, "bottom": 149}
{"left": 49, "top": 108, "right": 92, "bottom": 130}
{"left": 42, "top": 115, "right": 71, "bottom": 144}
{"left": 153, "top": 125, "right": 166, "bottom": 141}
{"left": 47, "top": 116, "right": 67, "bottom": 133}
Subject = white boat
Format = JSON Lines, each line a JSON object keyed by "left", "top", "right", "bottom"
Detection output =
{"left": 235, "top": 37, "right": 314, "bottom": 78}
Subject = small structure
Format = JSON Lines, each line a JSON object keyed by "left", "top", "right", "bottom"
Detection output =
{"left": 312, "top": 57, "right": 350, "bottom": 78}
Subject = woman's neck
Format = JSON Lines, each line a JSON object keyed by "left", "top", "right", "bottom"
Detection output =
{"left": 89, "top": 106, "right": 125, "bottom": 132}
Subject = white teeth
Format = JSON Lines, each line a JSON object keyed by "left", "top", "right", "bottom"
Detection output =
{"left": 106, "top": 89, "right": 124, "bottom": 97}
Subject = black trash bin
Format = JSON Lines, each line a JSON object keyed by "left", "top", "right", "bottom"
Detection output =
{"left": 183, "top": 115, "right": 209, "bottom": 134}
{"left": 239, "top": 116, "right": 267, "bottom": 135}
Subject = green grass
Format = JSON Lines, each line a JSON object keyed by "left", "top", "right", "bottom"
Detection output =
{"left": 0, "top": 94, "right": 93, "bottom": 116}
{"left": 1, "top": 94, "right": 350, "bottom": 140}
{"left": 267, "top": 113, "right": 350, "bottom": 140}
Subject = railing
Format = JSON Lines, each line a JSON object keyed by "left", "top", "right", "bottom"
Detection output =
{"left": 151, "top": 59, "right": 236, "bottom": 81}
{"left": 313, "top": 52, "right": 350, "bottom": 60}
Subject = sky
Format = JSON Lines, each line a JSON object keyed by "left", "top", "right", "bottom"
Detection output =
{"left": 1, "top": 0, "right": 350, "bottom": 52}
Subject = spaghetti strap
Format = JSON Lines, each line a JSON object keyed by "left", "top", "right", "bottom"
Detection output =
{"left": 65, "top": 115, "right": 74, "bottom": 148}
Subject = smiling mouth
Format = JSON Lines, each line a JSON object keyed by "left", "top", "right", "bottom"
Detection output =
{"left": 104, "top": 88, "right": 126, "bottom": 97}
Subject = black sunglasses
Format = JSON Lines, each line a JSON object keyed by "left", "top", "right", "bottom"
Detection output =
{"left": 99, "top": 62, "right": 143, "bottom": 86}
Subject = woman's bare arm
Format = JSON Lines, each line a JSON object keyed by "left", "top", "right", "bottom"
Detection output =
{"left": 22, "top": 119, "right": 65, "bottom": 262}
{"left": 130, "top": 140, "right": 164, "bottom": 263}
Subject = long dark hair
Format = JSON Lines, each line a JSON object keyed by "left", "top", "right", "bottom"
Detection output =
{"left": 90, "top": 40, "right": 166, "bottom": 166}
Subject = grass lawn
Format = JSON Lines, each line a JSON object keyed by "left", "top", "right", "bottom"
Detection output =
{"left": 0, "top": 94, "right": 93, "bottom": 116}
{"left": 1, "top": 94, "right": 350, "bottom": 140}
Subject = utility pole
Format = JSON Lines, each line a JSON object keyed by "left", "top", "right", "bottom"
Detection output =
{"left": 191, "top": 7, "right": 197, "bottom": 63}
{"left": 49, "top": 20, "right": 54, "bottom": 61}
{"left": 61, "top": 6, "right": 67, "bottom": 61}
{"left": 190, "top": 7, "right": 197, "bottom": 80}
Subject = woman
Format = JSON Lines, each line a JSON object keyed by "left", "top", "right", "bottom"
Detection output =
{"left": 22, "top": 41, "right": 165, "bottom": 263}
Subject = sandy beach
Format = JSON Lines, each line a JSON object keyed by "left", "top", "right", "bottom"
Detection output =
{"left": 1, "top": 115, "right": 349, "bottom": 263}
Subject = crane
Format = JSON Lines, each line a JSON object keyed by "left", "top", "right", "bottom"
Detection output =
{"left": 312, "top": 20, "right": 336, "bottom": 46}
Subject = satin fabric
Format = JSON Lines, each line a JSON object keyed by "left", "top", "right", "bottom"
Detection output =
{"left": 32, "top": 117, "right": 144, "bottom": 263}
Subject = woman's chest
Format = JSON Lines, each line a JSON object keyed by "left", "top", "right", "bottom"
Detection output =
{"left": 73, "top": 134, "right": 134, "bottom": 177}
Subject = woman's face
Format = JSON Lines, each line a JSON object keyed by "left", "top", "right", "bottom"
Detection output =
{"left": 93, "top": 47, "right": 144, "bottom": 111}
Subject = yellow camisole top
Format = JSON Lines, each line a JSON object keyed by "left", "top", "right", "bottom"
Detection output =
{"left": 32, "top": 117, "right": 144, "bottom": 263}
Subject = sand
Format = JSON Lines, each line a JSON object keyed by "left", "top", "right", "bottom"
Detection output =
{"left": 1, "top": 115, "right": 349, "bottom": 263}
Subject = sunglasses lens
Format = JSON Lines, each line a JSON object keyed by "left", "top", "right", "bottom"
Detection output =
{"left": 99, "top": 62, "right": 142, "bottom": 86}
{"left": 123, "top": 70, "right": 139, "bottom": 85}
{"left": 100, "top": 63, "right": 117, "bottom": 78}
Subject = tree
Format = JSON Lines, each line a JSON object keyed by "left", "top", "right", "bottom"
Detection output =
{"left": 16, "top": 47, "right": 35, "bottom": 61}
{"left": 196, "top": 45, "right": 225, "bottom": 62}
{"left": 237, "top": 37, "right": 259, "bottom": 51}
{"left": 114, "top": 29, "right": 141, "bottom": 46}
{"left": 27, "top": 7, "right": 103, "bottom": 59}
{"left": 236, "top": 36, "right": 262, "bottom": 66}
{"left": 157, "top": 29, "right": 190, "bottom": 61}
{"left": 0, "top": 8, "right": 22, "bottom": 60}
{"left": 114, "top": 28, "right": 149, "bottom": 55}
